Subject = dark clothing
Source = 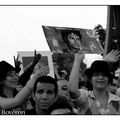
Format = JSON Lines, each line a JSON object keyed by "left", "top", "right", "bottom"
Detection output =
{"left": 25, "top": 95, "right": 73, "bottom": 115}
{"left": 25, "top": 108, "right": 37, "bottom": 115}
{"left": 25, "top": 108, "right": 50, "bottom": 115}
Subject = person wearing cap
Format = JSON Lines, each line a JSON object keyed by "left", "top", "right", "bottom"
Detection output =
{"left": 68, "top": 50, "right": 120, "bottom": 115}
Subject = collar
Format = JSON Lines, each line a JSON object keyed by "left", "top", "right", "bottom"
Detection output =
{"left": 89, "top": 91, "right": 120, "bottom": 104}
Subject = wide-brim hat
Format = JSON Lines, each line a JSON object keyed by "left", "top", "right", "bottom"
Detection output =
{"left": 85, "top": 60, "right": 113, "bottom": 79}
{"left": 0, "top": 61, "right": 16, "bottom": 80}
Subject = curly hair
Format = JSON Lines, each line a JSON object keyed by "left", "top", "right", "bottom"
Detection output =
{"left": 61, "top": 30, "right": 82, "bottom": 50}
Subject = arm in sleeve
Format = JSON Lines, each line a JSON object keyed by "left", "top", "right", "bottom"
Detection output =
{"left": 68, "top": 51, "right": 85, "bottom": 100}
{"left": 0, "top": 66, "right": 49, "bottom": 110}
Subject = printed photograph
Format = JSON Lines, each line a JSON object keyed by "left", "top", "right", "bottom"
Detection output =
{"left": 42, "top": 25, "right": 104, "bottom": 54}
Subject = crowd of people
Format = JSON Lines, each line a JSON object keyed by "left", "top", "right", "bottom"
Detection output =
{"left": 0, "top": 47, "right": 120, "bottom": 115}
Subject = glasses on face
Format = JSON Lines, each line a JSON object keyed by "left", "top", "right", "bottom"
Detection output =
{"left": 92, "top": 72, "right": 108, "bottom": 77}
{"left": 6, "top": 71, "right": 19, "bottom": 77}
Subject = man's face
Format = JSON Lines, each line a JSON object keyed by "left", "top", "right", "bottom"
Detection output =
{"left": 34, "top": 82, "right": 56, "bottom": 111}
{"left": 67, "top": 32, "right": 81, "bottom": 49}
{"left": 91, "top": 72, "right": 109, "bottom": 90}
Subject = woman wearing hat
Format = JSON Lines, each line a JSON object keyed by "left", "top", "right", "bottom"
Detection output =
{"left": 69, "top": 50, "right": 120, "bottom": 114}
{"left": 0, "top": 55, "right": 49, "bottom": 113}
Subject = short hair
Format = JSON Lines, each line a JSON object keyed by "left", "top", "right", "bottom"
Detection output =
{"left": 61, "top": 30, "right": 82, "bottom": 50}
{"left": 33, "top": 76, "right": 58, "bottom": 96}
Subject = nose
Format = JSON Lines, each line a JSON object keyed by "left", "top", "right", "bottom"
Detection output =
{"left": 42, "top": 92, "right": 47, "bottom": 99}
{"left": 98, "top": 73, "right": 103, "bottom": 77}
{"left": 98, "top": 74, "right": 104, "bottom": 80}
{"left": 97, "top": 73, "right": 106, "bottom": 77}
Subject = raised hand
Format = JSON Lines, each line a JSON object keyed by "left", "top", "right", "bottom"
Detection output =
{"left": 75, "top": 50, "right": 85, "bottom": 62}
{"left": 33, "top": 66, "right": 49, "bottom": 80}
{"left": 103, "top": 50, "right": 120, "bottom": 62}
{"left": 32, "top": 50, "right": 42, "bottom": 66}
{"left": 13, "top": 55, "right": 22, "bottom": 73}
{"left": 14, "top": 55, "right": 22, "bottom": 67}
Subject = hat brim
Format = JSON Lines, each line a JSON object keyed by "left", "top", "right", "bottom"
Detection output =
{"left": 85, "top": 68, "right": 113, "bottom": 79}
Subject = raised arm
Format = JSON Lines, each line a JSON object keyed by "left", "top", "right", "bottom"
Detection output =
{"left": 68, "top": 51, "right": 85, "bottom": 99}
{"left": 19, "top": 50, "right": 41, "bottom": 86}
{"left": 0, "top": 66, "right": 49, "bottom": 110}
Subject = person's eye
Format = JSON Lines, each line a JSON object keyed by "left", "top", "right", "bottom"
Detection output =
{"left": 47, "top": 90, "right": 54, "bottom": 94}
{"left": 37, "top": 90, "right": 44, "bottom": 94}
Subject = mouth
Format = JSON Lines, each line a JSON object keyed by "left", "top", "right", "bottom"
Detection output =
{"left": 40, "top": 102, "right": 48, "bottom": 106}
{"left": 11, "top": 81, "right": 18, "bottom": 85}
{"left": 97, "top": 79, "right": 106, "bottom": 83}
{"left": 74, "top": 44, "right": 80, "bottom": 48}
{"left": 97, "top": 81, "right": 106, "bottom": 86}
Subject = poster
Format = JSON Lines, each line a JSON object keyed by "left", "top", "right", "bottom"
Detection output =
{"left": 42, "top": 25, "right": 104, "bottom": 54}
{"left": 17, "top": 51, "right": 54, "bottom": 77}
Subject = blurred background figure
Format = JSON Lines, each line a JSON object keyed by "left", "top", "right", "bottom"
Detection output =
{"left": 57, "top": 79, "right": 69, "bottom": 98}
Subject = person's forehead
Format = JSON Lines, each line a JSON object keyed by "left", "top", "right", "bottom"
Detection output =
{"left": 36, "top": 82, "right": 55, "bottom": 90}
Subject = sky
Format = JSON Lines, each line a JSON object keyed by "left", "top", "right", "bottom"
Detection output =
{"left": 0, "top": 6, "right": 107, "bottom": 66}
